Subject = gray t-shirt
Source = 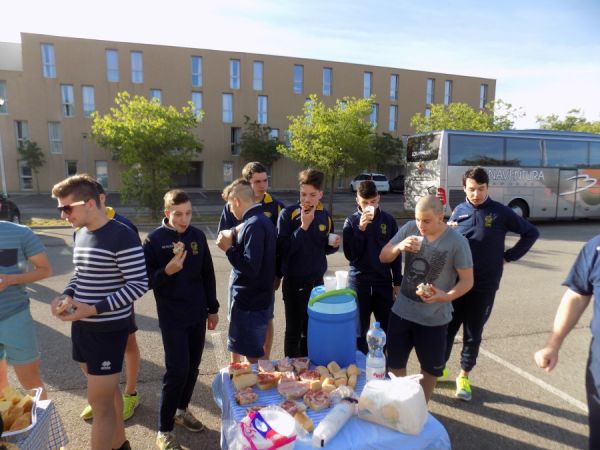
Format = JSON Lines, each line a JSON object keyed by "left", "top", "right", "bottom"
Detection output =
{"left": 390, "top": 221, "right": 473, "bottom": 326}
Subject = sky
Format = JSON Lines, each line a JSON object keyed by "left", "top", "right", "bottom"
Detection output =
{"left": 3, "top": 0, "right": 600, "bottom": 128}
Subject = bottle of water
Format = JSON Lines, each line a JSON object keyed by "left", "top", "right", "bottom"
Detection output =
{"left": 366, "top": 321, "right": 386, "bottom": 381}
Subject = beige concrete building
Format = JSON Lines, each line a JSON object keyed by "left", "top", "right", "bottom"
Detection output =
{"left": 0, "top": 32, "right": 495, "bottom": 193}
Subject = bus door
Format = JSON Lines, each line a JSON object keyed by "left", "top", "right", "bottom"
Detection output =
{"left": 556, "top": 169, "right": 577, "bottom": 219}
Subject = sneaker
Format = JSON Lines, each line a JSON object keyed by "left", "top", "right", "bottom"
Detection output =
{"left": 123, "top": 392, "right": 140, "bottom": 421}
{"left": 455, "top": 375, "right": 472, "bottom": 401}
{"left": 437, "top": 367, "right": 449, "bottom": 381}
{"left": 156, "top": 432, "right": 184, "bottom": 450}
{"left": 113, "top": 440, "right": 131, "bottom": 450}
{"left": 80, "top": 404, "right": 93, "bottom": 420}
{"left": 174, "top": 410, "right": 206, "bottom": 433}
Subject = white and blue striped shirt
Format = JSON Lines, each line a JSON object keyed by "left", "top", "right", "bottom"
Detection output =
{"left": 64, "top": 220, "right": 148, "bottom": 330}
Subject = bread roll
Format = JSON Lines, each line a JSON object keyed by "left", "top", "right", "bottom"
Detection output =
{"left": 348, "top": 374, "right": 357, "bottom": 389}
{"left": 347, "top": 364, "right": 360, "bottom": 377}
{"left": 232, "top": 373, "right": 258, "bottom": 390}
{"left": 294, "top": 411, "right": 314, "bottom": 432}
{"left": 327, "top": 361, "right": 341, "bottom": 374}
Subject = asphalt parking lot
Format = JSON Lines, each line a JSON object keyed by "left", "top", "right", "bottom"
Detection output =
{"left": 3, "top": 198, "right": 598, "bottom": 449}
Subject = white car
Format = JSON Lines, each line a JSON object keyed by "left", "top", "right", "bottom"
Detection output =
{"left": 349, "top": 173, "right": 390, "bottom": 193}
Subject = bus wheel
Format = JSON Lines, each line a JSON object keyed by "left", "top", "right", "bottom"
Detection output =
{"left": 509, "top": 200, "right": 529, "bottom": 218}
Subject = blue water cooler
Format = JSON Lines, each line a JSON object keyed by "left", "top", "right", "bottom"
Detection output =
{"left": 307, "top": 286, "right": 357, "bottom": 367}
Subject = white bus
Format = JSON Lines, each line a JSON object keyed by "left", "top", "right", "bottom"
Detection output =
{"left": 404, "top": 129, "right": 600, "bottom": 220}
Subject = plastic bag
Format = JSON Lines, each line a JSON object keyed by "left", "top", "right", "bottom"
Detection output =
{"left": 357, "top": 374, "right": 427, "bottom": 435}
{"left": 228, "top": 405, "right": 297, "bottom": 450}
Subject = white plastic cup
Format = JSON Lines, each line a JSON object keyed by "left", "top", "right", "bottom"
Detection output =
{"left": 414, "top": 236, "right": 424, "bottom": 251}
{"left": 324, "top": 276, "right": 337, "bottom": 291}
{"left": 364, "top": 205, "right": 375, "bottom": 217}
{"left": 328, "top": 233, "right": 339, "bottom": 246}
{"left": 335, "top": 270, "right": 349, "bottom": 289}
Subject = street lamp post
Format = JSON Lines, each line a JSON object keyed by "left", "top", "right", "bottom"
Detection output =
{"left": 82, "top": 132, "right": 89, "bottom": 174}
{"left": 0, "top": 97, "right": 8, "bottom": 196}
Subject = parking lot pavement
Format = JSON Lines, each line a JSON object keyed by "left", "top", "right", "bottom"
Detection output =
{"left": 5, "top": 222, "right": 597, "bottom": 449}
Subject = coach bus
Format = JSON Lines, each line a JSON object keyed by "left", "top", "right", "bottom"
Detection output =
{"left": 404, "top": 129, "right": 600, "bottom": 220}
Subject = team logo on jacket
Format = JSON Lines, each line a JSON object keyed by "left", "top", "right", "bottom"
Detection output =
{"left": 484, "top": 214, "right": 494, "bottom": 228}
{"left": 319, "top": 224, "right": 326, "bottom": 232}
{"left": 380, "top": 223, "right": 387, "bottom": 235}
{"left": 191, "top": 241, "right": 199, "bottom": 255}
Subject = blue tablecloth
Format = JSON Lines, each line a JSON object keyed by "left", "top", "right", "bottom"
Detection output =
{"left": 212, "top": 353, "right": 451, "bottom": 450}
{"left": 5, "top": 400, "right": 68, "bottom": 450}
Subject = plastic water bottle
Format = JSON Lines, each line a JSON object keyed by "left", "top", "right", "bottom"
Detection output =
{"left": 366, "top": 322, "right": 386, "bottom": 381}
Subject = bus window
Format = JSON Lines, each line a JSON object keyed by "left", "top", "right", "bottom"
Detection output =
{"left": 505, "top": 138, "right": 541, "bottom": 167}
{"left": 407, "top": 134, "right": 440, "bottom": 161}
{"left": 544, "top": 140, "right": 588, "bottom": 168}
{"left": 448, "top": 135, "right": 503, "bottom": 166}
{"left": 590, "top": 142, "right": 600, "bottom": 168}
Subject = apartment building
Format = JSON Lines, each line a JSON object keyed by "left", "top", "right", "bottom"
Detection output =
{"left": 0, "top": 33, "right": 495, "bottom": 193}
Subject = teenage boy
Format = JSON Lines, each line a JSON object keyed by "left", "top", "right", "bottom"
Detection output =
{"left": 343, "top": 180, "right": 402, "bottom": 354}
{"left": 445, "top": 166, "right": 539, "bottom": 401}
{"left": 278, "top": 169, "right": 340, "bottom": 358}
{"left": 380, "top": 195, "right": 473, "bottom": 403}
{"left": 51, "top": 175, "right": 148, "bottom": 450}
{"left": 0, "top": 221, "right": 52, "bottom": 398}
{"left": 79, "top": 178, "right": 142, "bottom": 421}
{"left": 218, "top": 162, "right": 284, "bottom": 362}
{"left": 535, "top": 234, "right": 600, "bottom": 450}
{"left": 143, "top": 189, "right": 219, "bottom": 450}
{"left": 216, "top": 179, "right": 276, "bottom": 363}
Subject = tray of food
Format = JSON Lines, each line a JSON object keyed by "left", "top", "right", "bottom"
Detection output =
{"left": 0, "top": 386, "right": 42, "bottom": 439}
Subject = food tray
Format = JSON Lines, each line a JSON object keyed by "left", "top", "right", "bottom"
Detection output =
{"left": 2, "top": 387, "right": 42, "bottom": 440}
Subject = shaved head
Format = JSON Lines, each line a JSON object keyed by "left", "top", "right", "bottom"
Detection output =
{"left": 416, "top": 195, "right": 444, "bottom": 215}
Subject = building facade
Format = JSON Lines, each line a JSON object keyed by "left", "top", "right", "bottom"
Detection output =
{"left": 0, "top": 33, "right": 495, "bottom": 193}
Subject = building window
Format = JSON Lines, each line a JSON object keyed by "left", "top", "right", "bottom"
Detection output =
{"left": 131, "top": 51, "right": 143, "bottom": 84}
{"left": 253, "top": 61, "right": 263, "bottom": 91}
{"left": 48, "top": 122, "right": 62, "bottom": 154}
{"left": 425, "top": 107, "right": 431, "bottom": 118}
{"left": 66, "top": 160, "right": 78, "bottom": 177}
{"left": 230, "top": 59, "right": 240, "bottom": 90}
{"left": 269, "top": 128, "right": 279, "bottom": 140}
{"left": 363, "top": 71, "right": 373, "bottom": 98}
{"left": 106, "top": 49, "right": 119, "bottom": 82}
{"left": 389, "top": 105, "right": 397, "bottom": 132}
{"left": 390, "top": 74, "right": 398, "bottom": 100}
{"left": 444, "top": 80, "right": 453, "bottom": 105}
{"left": 15, "top": 121, "right": 29, "bottom": 149}
{"left": 150, "top": 89, "right": 162, "bottom": 103}
{"left": 82, "top": 86, "right": 95, "bottom": 118}
{"left": 323, "top": 68, "right": 332, "bottom": 96}
{"left": 222, "top": 93, "right": 233, "bottom": 123}
{"left": 480, "top": 83, "right": 488, "bottom": 108}
{"left": 18, "top": 161, "right": 33, "bottom": 191}
{"left": 191, "top": 91, "right": 202, "bottom": 117}
{"left": 257, "top": 96, "right": 268, "bottom": 124}
{"left": 223, "top": 161, "right": 234, "bottom": 185}
{"left": 41, "top": 43, "right": 56, "bottom": 78}
{"left": 426, "top": 78, "right": 435, "bottom": 104}
{"left": 0, "top": 81, "right": 7, "bottom": 114}
{"left": 293, "top": 65, "right": 303, "bottom": 94}
{"left": 191, "top": 56, "right": 202, "bottom": 87}
{"left": 61, "top": 84, "right": 75, "bottom": 117}
{"left": 231, "top": 127, "right": 241, "bottom": 155}
{"left": 370, "top": 103, "right": 378, "bottom": 128}
{"left": 95, "top": 161, "right": 108, "bottom": 189}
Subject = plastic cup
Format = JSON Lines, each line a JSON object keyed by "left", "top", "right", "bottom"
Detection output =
{"left": 324, "top": 276, "right": 337, "bottom": 291}
{"left": 364, "top": 205, "right": 375, "bottom": 217}
{"left": 328, "top": 233, "right": 339, "bottom": 246}
{"left": 335, "top": 270, "right": 349, "bottom": 289}
{"left": 414, "top": 236, "right": 424, "bottom": 251}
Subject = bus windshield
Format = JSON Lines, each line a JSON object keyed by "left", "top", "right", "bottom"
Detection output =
{"left": 407, "top": 134, "right": 440, "bottom": 162}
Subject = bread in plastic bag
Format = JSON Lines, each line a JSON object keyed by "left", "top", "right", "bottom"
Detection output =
{"left": 357, "top": 374, "right": 427, "bottom": 435}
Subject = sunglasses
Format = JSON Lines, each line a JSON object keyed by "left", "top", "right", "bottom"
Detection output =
{"left": 57, "top": 200, "right": 87, "bottom": 215}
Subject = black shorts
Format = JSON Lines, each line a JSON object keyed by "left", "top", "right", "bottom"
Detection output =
{"left": 228, "top": 306, "right": 270, "bottom": 359}
{"left": 128, "top": 312, "right": 138, "bottom": 334}
{"left": 72, "top": 325, "right": 129, "bottom": 375}
{"left": 387, "top": 312, "right": 448, "bottom": 377}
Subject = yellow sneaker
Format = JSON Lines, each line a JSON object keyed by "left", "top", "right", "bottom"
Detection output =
{"left": 437, "top": 367, "right": 449, "bottom": 381}
{"left": 80, "top": 404, "right": 93, "bottom": 420}
{"left": 123, "top": 392, "right": 140, "bottom": 421}
{"left": 156, "top": 432, "right": 184, "bottom": 450}
{"left": 455, "top": 375, "right": 472, "bottom": 401}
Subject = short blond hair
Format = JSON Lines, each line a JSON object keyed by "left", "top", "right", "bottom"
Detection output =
{"left": 222, "top": 178, "right": 255, "bottom": 204}
{"left": 416, "top": 195, "right": 444, "bottom": 215}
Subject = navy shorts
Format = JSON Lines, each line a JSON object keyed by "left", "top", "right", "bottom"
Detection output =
{"left": 128, "top": 312, "right": 138, "bottom": 334}
{"left": 72, "top": 325, "right": 129, "bottom": 375}
{"left": 387, "top": 312, "right": 448, "bottom": 377}
{"left": 228, "top": 306, "right": 270, "bottom": 359}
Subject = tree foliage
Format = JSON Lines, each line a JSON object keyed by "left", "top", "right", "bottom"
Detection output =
{"left": 91, "top": 92, "right": 202, "bottom": 218}
{"left": 410, "top": 100, "right": 523, "bottom": 133}
{"left": 240, "top": 116, "right": 282, "bottom": 166}
{"left": 17, "top": 141, "right": 45, "bottom": 193}
{"left": 370, "top": 133, "right": 405, "bottom": 173}
{"left": 536, "top": 109, "right": 600, "bottom": 134}
{"left": 278, "top": 94, "right": 375, "bottom": 214}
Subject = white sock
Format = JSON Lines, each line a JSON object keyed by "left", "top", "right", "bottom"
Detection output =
{"left": 176, "top": 408, "right": 186, "bottom": 416}
{"left": 158, "top": 431, "right": 170, "bottom": 438}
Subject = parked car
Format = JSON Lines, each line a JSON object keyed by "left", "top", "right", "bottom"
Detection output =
{"left": 0, "top": 194, "right": 21, "bottom": 223}
{"left": 349, "top": 173, "right": 390, "bottom": 193}
{"left": 389, "top": 175, "right": 405, "bottom": 194}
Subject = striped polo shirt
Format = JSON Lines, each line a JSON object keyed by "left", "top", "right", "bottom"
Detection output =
{"left": 64, "top": 219, "right": 148, "bottom": 331}
{"left": 0, "top": 221, "right": 46, "bottom": 321}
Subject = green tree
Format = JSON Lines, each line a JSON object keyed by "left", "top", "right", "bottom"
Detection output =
{"left": 17, "top": 141, "right": 45, "bottom": 193}
{"left": 91, "top": 92, "right": 202, "bottom": 218}
{"left": 370, "top": 132, "right": 405, "bottom": 174}
{"left": 278, "top": 95, "right": 375, "bottom": 214}
{"left": 410, "top": 100, "right": 523, "bottom": 133}
{"left": 536, "top": 109, "right": 600, "bottom": 134}
{"left": 240, "top": 115, "right": 282, "bottom": 166}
